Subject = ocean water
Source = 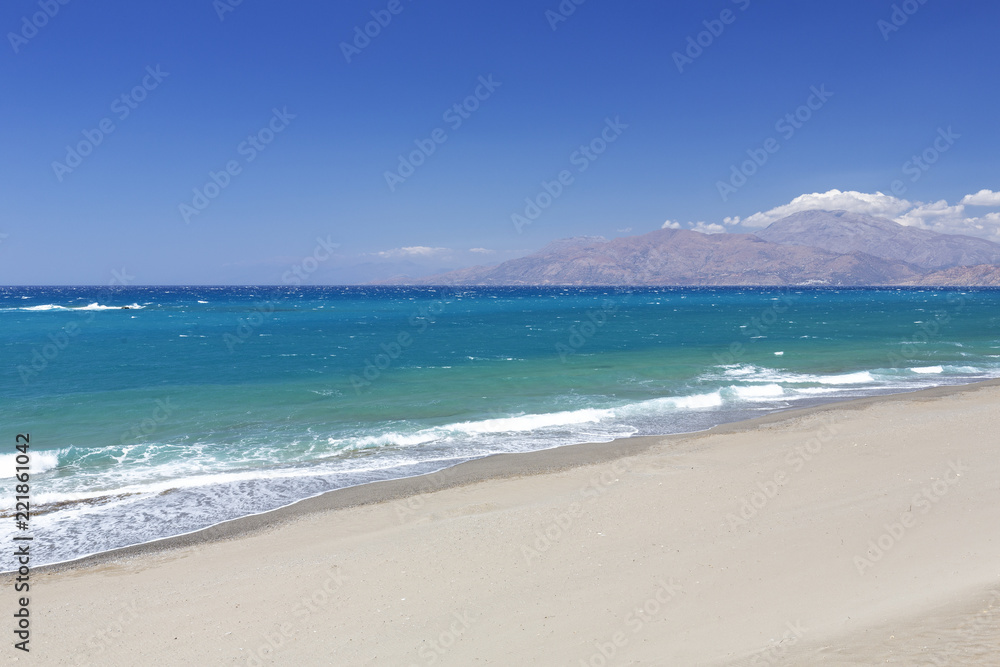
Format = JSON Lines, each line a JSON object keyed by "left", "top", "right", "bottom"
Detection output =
{"left": 2, "top": 286, "right": 999, "bottom": 568}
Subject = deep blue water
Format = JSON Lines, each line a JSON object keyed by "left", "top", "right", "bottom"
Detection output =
{"left": 2, "top": 286, "right": 999, "bottom": 567}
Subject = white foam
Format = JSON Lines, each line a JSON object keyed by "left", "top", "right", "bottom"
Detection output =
{"left": 0, "top": 450, "right": 60, "bottom": 477}
{"left": 910, "top": 366, "right": 944, "bottom": 374}
{"left": 664, "top": 391, "right": 724, "bottom": 409}
{"left": 77, "top": 302, "right": 145, "bottom": 311}
{"left": 348, "top": 432, "right": 439, "bottom": 448}
{"left": 713, "top": 365, "right": 875, "bottom": 386}
{"left": 814, "top": 371, "right": 875, "bottom": 385}
{"left": 18, "top": 302, "right": 144, "bottom": 312}
{"left": 731, "top": 384, "right": 784, "bottom": 399}
{"left": 721, "top": 364, "right": 758, "bottom": 377}
{"left": 448, "top": 408, "right": 614, "bottom": 434}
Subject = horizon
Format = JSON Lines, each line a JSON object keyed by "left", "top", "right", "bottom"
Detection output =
{"left": 5, "top": 204, "right": 1000, "bottom": 286}
{"left": 2, "top": 1, "right": 999, "bottom": 285}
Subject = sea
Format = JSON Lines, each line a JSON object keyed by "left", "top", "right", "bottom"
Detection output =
{"left": 2, "top": 285, "right": 999, "bottom": 569}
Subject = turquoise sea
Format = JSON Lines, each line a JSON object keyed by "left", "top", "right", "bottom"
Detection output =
{"left": 2, "top": 286, "right": 999, "bottom": 568}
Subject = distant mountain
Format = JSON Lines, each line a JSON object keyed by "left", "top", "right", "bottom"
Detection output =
{"left": 908, "top": 264, "right": 1000, "bottom": 286}
{"left": 755, "top": 210, "right": 1000, "bottom": 269}
{"left": 378, "top": 210, "right": 1000, "bottom": 286}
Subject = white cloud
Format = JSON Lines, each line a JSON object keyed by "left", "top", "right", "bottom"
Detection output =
{"left": 690, "top": 221, "right": 726, "bottom": 235}
{"left": 661, "top": 220, "right": 681, "bottom": 229}
{"left": 960, "top": 189, "right": 1000, "bottom": 206}
{"left": 734, "top": 188, "right": 1000, "bottom": 241}
{"left": 375, "top": 246, "right": 450, "bottom": 259}
{"left": 896, "top": 202, "right": 1000, "bottom": 239}
{"left": 740, "top": 189, "right": 912, "bottom": 228}
{"left": 616, "top": 227, "right": 633, "bottom": 233}
{"left": 469, "top": 247, "right": 495, "bottom": 254}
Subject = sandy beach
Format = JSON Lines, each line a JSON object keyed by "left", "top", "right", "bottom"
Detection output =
{"left": 9, "top": 381, "right": 1000, "bottom": 665}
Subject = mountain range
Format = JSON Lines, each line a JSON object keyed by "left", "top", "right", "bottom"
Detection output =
{"left": 381, "top": 210, "right": 1000, "bottom": 286}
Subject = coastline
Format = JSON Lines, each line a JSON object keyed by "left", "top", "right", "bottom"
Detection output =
{"left": 18, "top": 376, "right": 1000, "bottom": 575}
{"left": 9, "top": 376, "right": 1000, "bottom": 664}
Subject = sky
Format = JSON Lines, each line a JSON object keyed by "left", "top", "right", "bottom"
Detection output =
{"left": 1, "top": 0, "right": 999, "bottom": 285}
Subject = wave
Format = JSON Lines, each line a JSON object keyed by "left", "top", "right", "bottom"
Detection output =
{"left": 661, "top": 391, "right": 724, "bottom": 409}
{"left": 0, "top": 450, "right": 60, "bottom": 477}
{"left": 730, "top": 383, "right": 784, "bottom": 399}
{"left": 910, "top": 365, "right": 944, "bottom": 374}
{"left": 448, "top": 407, "right": 614, "bottom": 434}
{"left": 13, "top": 302, "right": 145, "bottom": 312}
{"left": 715, "top": 364, "right": 876, "bottom": 386}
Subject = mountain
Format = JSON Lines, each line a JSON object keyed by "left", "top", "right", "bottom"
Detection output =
{"left": 378, "top": 210, "right": 1000, "bottom": 286}
{"left": 754, "top": 210, "right": 1000, "bottom": 269}
{"left": 906, "top": 264, "right": 1000, "bottom": 286}
{"left": 384, "top": 228, "right": 925, "bottom": 286}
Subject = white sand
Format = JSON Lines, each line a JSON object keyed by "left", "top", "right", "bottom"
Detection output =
{"left": 13, "top": 383, "right": 1000, "bottom": 665}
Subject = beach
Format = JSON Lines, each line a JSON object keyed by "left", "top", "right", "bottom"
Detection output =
{"left": 10, "top": 380, "right": 999, "bottom": 665}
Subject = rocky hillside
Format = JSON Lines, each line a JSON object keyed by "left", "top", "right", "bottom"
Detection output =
{"left": 754, "top": 210, "right": 1000, "bottom": 269}
{"left": 380, "top": 210, "right": 1000, "bottom": 286}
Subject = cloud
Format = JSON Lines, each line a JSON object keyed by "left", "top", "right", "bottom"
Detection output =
{"left": 690, "top": 221, "right": 726, "bottom": 235}
{"left": 734, "top": 188, "right": 1000, "bottom": 241}
{"left": 374, "top": 246, "right": 450, "bottom": 259}
{"left": 740, "top": 189, "right": 911, "bottom": 228}
{"left": 896, "top": 201, "right": 1000, "bottom": 239}
{"left": 960, "top": 189, "right": 1000, "bottom": 206}
{"left": 469, "top": 247, "right": 494, "bottom": 254}
{"left": 661, "top": 220, "right": 681, "bottom": 229}
{"left": 616, "top": 227, "right": 633, "bottom": 233}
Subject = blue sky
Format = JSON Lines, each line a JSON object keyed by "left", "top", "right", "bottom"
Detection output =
{"left": 2, "top": 0, "right": 998, "bottom": 284}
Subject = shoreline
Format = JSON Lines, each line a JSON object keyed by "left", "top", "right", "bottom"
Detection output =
{"left": 13, "top": 374, "right": 1000, "bottom": 665}
{"left": 18, "top": 375, "right": 1000, "bottom": 576}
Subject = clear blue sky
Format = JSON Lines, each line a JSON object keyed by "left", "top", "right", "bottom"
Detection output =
{"left": 2, "top": 0, "right": 998, "bottom": 284}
